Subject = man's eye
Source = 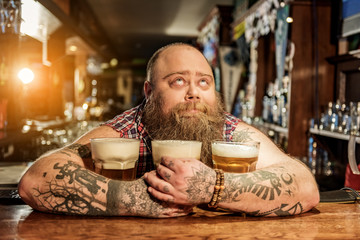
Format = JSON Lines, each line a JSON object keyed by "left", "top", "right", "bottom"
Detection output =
{"left": 172, "top": 78, "right": 185, "bottom": 86}
{"left": 199, "top": 79, "right": 209, "bottom": 87}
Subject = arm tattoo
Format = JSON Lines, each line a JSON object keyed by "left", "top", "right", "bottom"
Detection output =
{"left": 53, "top": 162, "right": 105, "bottom": 194}
{"left": 33, "top": 161, "right": 108, "bottom": 215}
{"left": 60, "top": 143, "right": 92, "bottom": 159}
{"left": 223, "top": 169, "right": 295, "bottom": 201}
{"left": 221, "top": 169, "right": 302, "bottom": 216}
{"left": 108, "top": 178, "right": 182, "bottom": 217}
{"left": 33, "top": 161, "right": 181, "bottom": 217}
{"left": 232, "top": 128, "right": 254, "bottom": 142}
{"left": 248, "top": 202, "right": 304, "bottom": 217}
{"left": 183, "top": 165, "right": 215, "bottom": 204}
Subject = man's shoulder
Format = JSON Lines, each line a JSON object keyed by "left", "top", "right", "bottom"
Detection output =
{"left": 102, "top": 104, "right": 143, "bottom": 131}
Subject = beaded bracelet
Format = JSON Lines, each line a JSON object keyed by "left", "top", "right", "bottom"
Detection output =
{"left": 208, "top": 169, "right": 225, "bottom": 208}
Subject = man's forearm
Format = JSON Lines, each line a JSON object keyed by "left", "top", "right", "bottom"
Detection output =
{"left": 218, "top": 164, "right": 318, "bottom": 217}
{"left": 25, "top": 143, "right": 122, "bottom": 215}
{"left": 32, "top": 161, "right": 124, "bottom": 216}
{"left": 20, "top": 159, "right": 191, "bottom": 218}
{"left": 25, "top": 160, "right": 120, "bottom": 215}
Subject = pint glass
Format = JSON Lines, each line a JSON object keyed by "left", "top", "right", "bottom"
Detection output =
{"left": 211, "top": 141, "right": 260, "bottom": 173}
{"left": 91, "top": 138, "right": 140, "bottom": 180}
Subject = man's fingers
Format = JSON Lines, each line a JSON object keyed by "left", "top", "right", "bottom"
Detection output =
{"left": 161, "top": 156, "right": 194, "bottom": 172}
{"left": 156, "top": 164, "right": 173, "bottom": 181}
{"left": 144, "top": 171, "right": 175, "bottom": 194}
{"left": 160, "top": 156, "right": 177, "bottom": 170}
{"left": 148, "top": 186, "right": 175, "bottom": 203}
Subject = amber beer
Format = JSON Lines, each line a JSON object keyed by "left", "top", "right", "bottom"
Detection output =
{"left": 211, "top": 141, "right": 260, "bottom": 173}
{"left": 90, "top": 138, "right": 140, "bottom": 180}
{"left": 94, "top": 160, "right": 138, "bottom": 181}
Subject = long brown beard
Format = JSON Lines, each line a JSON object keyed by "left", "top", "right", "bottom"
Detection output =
{"left": 143, "top": 93, "right": 225, "bottom": 166}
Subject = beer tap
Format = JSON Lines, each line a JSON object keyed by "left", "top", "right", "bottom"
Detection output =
{"left": 348, "top": 135, "right": 360, "bottom": 175}
{"left": 348, "top": 102, "right": 360, "bottom": 175}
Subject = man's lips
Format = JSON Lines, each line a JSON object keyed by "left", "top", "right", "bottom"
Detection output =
{"left": 179, "top": 109, "right": 204, "bottom": 117}
{"left": 174, "top": 102, "right": 209, "bottom": 116}
{"left": 186, "top": 109, "right": 200, "bottom": 113}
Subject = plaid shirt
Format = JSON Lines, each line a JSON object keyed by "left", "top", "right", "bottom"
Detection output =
{"left": 102, "top": 100, "right": 240, "bottom": 177}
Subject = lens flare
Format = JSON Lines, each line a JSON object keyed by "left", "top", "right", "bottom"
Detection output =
{"left": 17, "top": 68, "right": 34, "bottom": 84}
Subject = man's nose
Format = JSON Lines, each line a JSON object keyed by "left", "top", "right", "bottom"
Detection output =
{"left": 185, "top": 82, "right": 200, "bottom": 101}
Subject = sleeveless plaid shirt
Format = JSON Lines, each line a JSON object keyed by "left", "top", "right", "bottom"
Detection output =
{"left": 102, "top": 100, "right": 240, "bottom": 177}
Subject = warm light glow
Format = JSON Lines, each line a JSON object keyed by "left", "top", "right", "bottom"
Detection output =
{"left": 69, "top": 45, "right": 78, "bottom": 52}
{"left": 286, "top": 17, "right": 293, "bottom": 23}
{"left": 101, "top": 63, "right": 110, "bottom": 69}
{"left": 82, "top": 103, "right": 89, "bottom": 110}
{"left": 17, "top": 68, "right": 34, "bottom": 84}
{"left": 22, "top": 125, "right": 31, "bottom": 133}
{"left": 110, "top": 58, "right": 118, "bottom": 67}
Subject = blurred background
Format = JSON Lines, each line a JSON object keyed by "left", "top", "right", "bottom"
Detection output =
{"left": 0, "top": 0, "right": 360, "bottom": 191}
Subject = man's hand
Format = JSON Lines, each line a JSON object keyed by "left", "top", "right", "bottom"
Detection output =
{"left": 119, "top": 178, "right": 193, "bottom": 218}
{"left": 144, "top": 156, "right": 216, "bottom": 206}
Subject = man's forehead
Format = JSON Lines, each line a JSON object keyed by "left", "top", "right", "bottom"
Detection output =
{"left": 160, "top": 45, "right": 201, "bottom": 59}
{"left": 156, "top": 46, "right": 213, "bottom": 74}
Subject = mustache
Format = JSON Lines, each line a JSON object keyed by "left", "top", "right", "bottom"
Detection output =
{"left": 171, "top": 101, "right": 221, "bottom": 125}
{"left": 172, "top": 102, "right": 210, "bottom": 115}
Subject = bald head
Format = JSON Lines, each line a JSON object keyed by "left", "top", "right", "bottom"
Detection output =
{"left": 146, "top": 43, "right": 212, "bottom": 86}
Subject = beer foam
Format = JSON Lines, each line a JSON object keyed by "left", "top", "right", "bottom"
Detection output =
{"left": 212, "top": 143, "right": 259, "bottom": 158}
{"left": 152, "top": 140, "right": 202, "bottom": 165}
{"left": 91, "top": 138, "right": 140, "bottom": 162}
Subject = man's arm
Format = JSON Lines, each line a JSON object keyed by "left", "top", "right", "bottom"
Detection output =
{"left": 18, "top": 126, "right": 191, "bottom": 218}
{"left": 144, "top": 122, "right": 320, "bottom": 217}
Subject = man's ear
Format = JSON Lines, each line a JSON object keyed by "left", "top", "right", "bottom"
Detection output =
{"left": 144, "top": 81, "right": 152, "bottom": 99}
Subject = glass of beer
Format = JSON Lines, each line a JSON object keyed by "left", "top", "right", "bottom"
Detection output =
{"left": 211, "top": 141, "right": 260, "bottom": 173}
{"left": 90, "top": 138, "right": 140, "bottom": 180}
{"left": 151, "top": 140, "right": 202, "bottom": 166}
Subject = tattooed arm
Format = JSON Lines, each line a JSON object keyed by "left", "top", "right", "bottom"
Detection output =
{"left": 144, "top": 122, "right": 320, "bottom": 217}
{"left": 18, "top": 126, "right": 191, "bottom": 218}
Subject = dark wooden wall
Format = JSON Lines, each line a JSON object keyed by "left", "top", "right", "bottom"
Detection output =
{"left": 255, "top": 33, "right": 276, "bottom": 117}
{"left": 288, "top": 1, "right": 336, "bottom": 156}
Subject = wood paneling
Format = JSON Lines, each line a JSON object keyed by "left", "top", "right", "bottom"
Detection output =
{"left": 287, "top": 1, "right": 335, "bottom": 156}
{"left": 255, "top": 33, "right": 276, "bottom": 117}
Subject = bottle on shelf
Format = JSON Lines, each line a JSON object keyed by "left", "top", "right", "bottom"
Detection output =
{"left": 322, "top": 102, "right": 333, "bottom": 131}
{"left": 330, "top": 100, "right": 340, "bottom": 132}
{"left": 262, "top": 77, "right": 289, "bottom": 128}
{"left": 317, "top": 100, "right": 358, "bottom": 136}
{"left": 279, "top": 76, "right": 289, "bottom": 128}
{"left": 339, "top": 103, "right": 350, "bottom": 134}
{"left": 350, "top": 102, "right": 360, "bottom": 136}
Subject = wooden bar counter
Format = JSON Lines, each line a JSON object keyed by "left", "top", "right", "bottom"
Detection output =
{"left": 1, "top": 203, "right": 360, "bottom": 239}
